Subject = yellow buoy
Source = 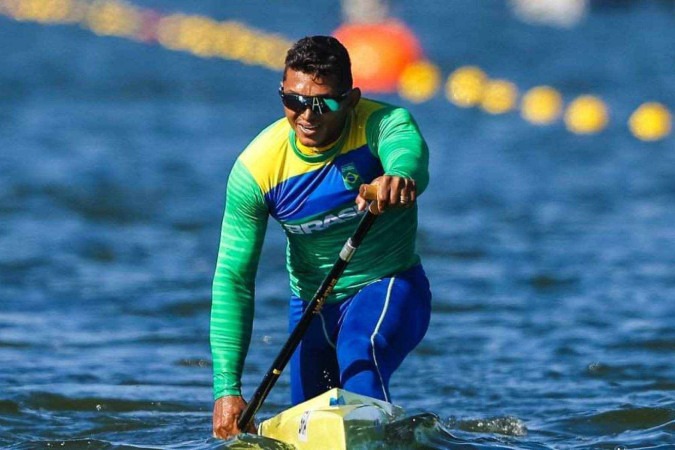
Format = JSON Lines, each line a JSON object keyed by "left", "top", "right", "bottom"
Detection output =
{"left": 445, "top": 66, "right": 487, "bottom": 107}
{"left": 628, "top": 102, "right": 672, "bottom": 141}
{"left": 564, "top": 95, "right": 609, "bottom": 134}
{"left": 397, "top": 60, "right": 441, "bottom": 103}
{"left": 521, "top": 86, "right": 562, "bottom": 125}
{"left": 84, "top": 0, "right": 141, "bottom": 38}
{"left": 480, "top": 79, "right": 518, "bottom": 114}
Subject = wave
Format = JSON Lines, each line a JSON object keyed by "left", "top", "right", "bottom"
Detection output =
{"left": 383, "top": 413, "right": 532, "bottom": 449}
{"left": 552, "top": 406, "right": 675, "bottom": 438}
{"left": 23, "top": 392, "right": 191, "bottom": 413}
{"left": 0, "top": 399, "right": 20, "bottom": 415}
{"left": 7, "top": 438, "right": 224, "bottom": 450}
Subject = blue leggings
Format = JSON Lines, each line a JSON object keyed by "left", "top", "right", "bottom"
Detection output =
{"left": 288, "top": 264, "right": 431, "bottom": 405}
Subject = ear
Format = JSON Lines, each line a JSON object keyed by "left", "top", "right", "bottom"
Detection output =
{"left": 346, "top": 88, "right": 361, "bottom": 109}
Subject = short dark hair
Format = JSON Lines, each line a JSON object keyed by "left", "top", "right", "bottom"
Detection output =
{"left": 284, "top": 36, "right": 353, "bottom": 92}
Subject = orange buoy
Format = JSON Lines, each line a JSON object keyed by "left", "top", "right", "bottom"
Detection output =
{"left": 333, "top": 20, "right": 422, "bottom": 93}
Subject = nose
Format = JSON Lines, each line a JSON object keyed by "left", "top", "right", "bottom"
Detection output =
{"left": 299, "top": 106, "right": 318, "bottom": 120}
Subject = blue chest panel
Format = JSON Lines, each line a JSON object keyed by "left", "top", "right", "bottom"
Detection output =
{"left": 265, "top": 145, "right": 383, "bottom": 223}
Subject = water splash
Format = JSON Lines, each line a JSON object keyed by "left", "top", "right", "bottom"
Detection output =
{"left": 382, "top": 413, "right": 529, "bottom": 449}
{"left": 225, "top": 433, "right": 295, "bottom": 450}
{"left": 449, "top": 415, "right": 528, "bottom": 437}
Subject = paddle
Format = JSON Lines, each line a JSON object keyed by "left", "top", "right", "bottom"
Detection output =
{"left": 237, "top": 189, "right": 379, "bottom": 432}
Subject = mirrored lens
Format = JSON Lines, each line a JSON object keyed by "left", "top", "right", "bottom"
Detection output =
{"left": 281, "top": 94, "right": 309, "bottom": 113}
{"left": 322, "top": 98, "right": 341, "bottom": 112}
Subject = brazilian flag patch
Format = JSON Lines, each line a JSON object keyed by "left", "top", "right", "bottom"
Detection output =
{"left": 339, "top": 163, "right": 362, "bottom": 190}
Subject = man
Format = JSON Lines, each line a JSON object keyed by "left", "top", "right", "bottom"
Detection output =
{"left": 211, "top": 35, "right": 431, "bottom": 439}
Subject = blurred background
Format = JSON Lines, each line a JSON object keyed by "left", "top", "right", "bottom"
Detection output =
{"left": 1, "top": 1, "right": 674, "bottom": 449}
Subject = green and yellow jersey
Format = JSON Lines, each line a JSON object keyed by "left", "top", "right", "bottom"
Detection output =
{"left": 211, "top": 98, "right": 429, "bottom": 398}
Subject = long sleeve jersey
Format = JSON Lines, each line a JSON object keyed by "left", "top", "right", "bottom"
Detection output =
{"left": 211, "top": 98, "right": 429, "bottom": 399}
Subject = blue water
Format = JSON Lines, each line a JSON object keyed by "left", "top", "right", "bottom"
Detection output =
{"left": 1, "top": 1, "right": 674, "bottom": 449}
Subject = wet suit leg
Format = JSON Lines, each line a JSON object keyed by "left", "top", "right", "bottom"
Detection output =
{"left": 336, "top": 264, "right": 431, "bottom": 402}
{"left": 289, "top": 264, "right": 431, "bottom": 404}
{"left": 289, "top": 298, "right": 341, "bottom": 405}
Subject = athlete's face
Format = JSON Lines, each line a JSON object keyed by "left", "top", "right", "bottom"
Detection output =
{"left": 281, "top": 69, "right": 359, "bottom": 148}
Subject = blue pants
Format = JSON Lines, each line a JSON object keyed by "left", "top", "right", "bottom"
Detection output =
{"left": 288, "top": 264, "right": 431, "bottom": 405}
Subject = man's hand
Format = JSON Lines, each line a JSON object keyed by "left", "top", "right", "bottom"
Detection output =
{"left": 356, "top": 175, "right": 417, "bottom": 215}
{"left": 212, "top": 395, "right": 256, "bottom": 440}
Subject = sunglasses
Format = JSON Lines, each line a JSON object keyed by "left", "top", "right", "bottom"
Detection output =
{"left": 278, "top": 86, "right": 351, "bottom": 115}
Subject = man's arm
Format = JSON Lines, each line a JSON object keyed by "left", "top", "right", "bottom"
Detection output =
{"left": 357, "top": 106, "right": 429, "bottom": 213}
{"left": 211, "top": 160, "right": 268, "bottom": 438}
{"left": 369, "top": 106, "right": 429, "bottom": 189}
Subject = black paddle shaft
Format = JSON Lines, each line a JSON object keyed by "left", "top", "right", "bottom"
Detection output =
{"left": 237, "top": 207, "right": 378, "bottom": 432}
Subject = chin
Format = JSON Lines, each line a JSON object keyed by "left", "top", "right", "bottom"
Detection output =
{"left": 296, "top": 131, "right": 324, "bottom": 148}
{"left": 299, "top": 137, "right": 320, "bottom": 147}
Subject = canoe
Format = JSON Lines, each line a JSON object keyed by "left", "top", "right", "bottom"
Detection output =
{"left": 259, "top": 388, "right": 404, "bottom": 449}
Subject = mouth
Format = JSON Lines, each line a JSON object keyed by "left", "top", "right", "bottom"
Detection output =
{"left": 297, "top": 122, "right": 320, "bottom": 135}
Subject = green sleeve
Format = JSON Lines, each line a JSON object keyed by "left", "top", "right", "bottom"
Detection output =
{"left": 211, "top": 160, "right": 268, "bottom": 399}
{"left": 366, "top": 106, "right": 430, "bottom": 195}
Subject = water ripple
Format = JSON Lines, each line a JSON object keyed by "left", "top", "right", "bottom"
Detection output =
{"left": 559, "top": 407, "right": 675, "bottom": 436}
{"left": 23, "top": 392, "right": 190, "bottom": 413}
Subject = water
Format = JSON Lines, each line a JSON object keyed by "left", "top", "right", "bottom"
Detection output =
{"left": 1, "top": 1, "right": 674, "bottom": 448}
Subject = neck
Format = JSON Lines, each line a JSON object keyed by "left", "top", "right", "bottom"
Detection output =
{"left": 296, "top": 138, "right": 337, "bottom": 155}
